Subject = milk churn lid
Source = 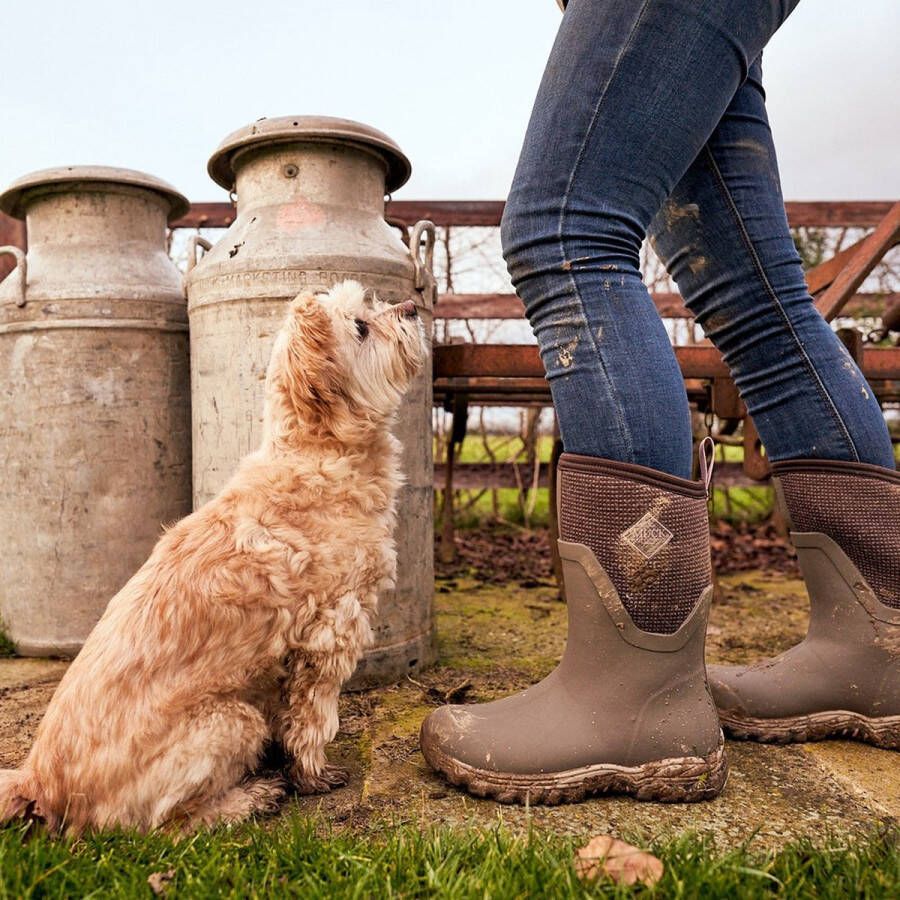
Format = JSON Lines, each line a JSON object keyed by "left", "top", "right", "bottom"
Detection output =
{"left": 207, "top": 116, "right": 412, "bottom": 194}
{"left": 0, "top": 166, "right": 191, "bottom": 222}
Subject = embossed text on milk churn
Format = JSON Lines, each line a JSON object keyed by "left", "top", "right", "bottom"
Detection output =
{"left": 0, "top": 167, "right": 192, "bottom": 655}
{"left": 185, "top": 116, "right": 436, "bottom": 688}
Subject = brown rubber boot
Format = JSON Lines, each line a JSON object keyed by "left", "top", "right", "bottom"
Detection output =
{"left": 708, "top": 459, "right": 900, "bottom": 749}
{"left": 419, "top": 449, "right": 727, "bottom": 804}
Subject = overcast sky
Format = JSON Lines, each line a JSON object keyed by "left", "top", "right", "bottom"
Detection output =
{"left": 2, "top": 1, "right": 898, "bottom": 203}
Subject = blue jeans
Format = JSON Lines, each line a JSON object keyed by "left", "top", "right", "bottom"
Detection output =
{"left": 501, "top": 0, "right": 894, "bottom": 479}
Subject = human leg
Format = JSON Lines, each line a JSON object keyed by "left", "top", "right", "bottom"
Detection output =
{"left": 709, "top": 458, "right": 900, "bottom": 749}
{"left": 422, "top": 0, "right": 803, "bottom": 802}
{"left": 647, "top": 58, "right": 898, "bottom": 746}
{"left": 647, "top": 58, "right": 894, "bottom": 467}
{"left": 500, "top": 0, "right": 803, "bottom": 478}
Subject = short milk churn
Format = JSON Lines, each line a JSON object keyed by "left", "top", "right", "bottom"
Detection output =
{"left": 185, "top": 116, "right": 436, "bottom": 688}
{"left": 0, "top": 166, "right": 192, "bottom": 655}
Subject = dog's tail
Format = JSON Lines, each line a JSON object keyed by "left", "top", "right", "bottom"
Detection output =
{"left": 0, "top": 767, "right": 39, "bottom": 824}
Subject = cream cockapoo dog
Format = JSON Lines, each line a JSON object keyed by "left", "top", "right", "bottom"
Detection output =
{"left": 0, "top": 280, "right": 427, "bottom": 834}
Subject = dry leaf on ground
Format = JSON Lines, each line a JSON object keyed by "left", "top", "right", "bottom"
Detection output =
{"left": 574, "top": 834, "right": 663, "bottom": 886}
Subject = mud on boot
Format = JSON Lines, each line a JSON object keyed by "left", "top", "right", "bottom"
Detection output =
{"left": 709, "top": 459, "right": 900, "bottom": 749}
{"left": 420, "top": 447, "right": 728, "bottom": 805}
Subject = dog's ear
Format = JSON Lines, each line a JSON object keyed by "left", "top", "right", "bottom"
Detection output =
{"left": 282, "top": 292, "right": 346, "bottom": 430}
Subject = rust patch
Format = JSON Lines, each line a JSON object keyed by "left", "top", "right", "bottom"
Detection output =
{"left": 561, "top": 256, "right": 593, "bottom": 272}
{"left": 661, "top": 200, "right": 700, "bottom": 230}
{"left": 688, "top": 255, "right": 708, "bottom": 274}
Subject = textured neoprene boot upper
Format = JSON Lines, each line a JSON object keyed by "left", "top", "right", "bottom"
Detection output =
{"left": 708, "top": 459, "right": 900, "bottom": 748}
{"left": 419, "top": 449, "right": 727, "bottom": 804}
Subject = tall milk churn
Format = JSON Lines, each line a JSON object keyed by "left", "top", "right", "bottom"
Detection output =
{"left": 185, "top": 116, "right": 436, "bottom": 688}
{"left": 0, "top": 166, "right": 192, "bottom": 656}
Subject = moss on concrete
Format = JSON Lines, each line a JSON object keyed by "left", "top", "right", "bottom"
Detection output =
{"left": 1, "top": 572, "right": 895, "bottom": 849}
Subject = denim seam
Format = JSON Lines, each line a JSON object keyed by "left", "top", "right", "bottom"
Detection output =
{"left": 555, "top": 0, "right": 653, "bottom": 461}
{"left": 701, "top": 144, "right": 860, "bottom": 462}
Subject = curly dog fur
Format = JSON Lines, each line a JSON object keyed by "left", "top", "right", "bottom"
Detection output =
{"left": 0, "top": 280, "right": 427, "bottom": 834}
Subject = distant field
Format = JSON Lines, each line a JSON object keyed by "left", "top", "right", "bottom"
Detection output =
{"left": 434, "top": 435, "right": 775, "bottom": 527}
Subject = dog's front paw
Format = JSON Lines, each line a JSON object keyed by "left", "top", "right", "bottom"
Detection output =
{"left": 290, "top": 763, "right": 351, "bottom": 795}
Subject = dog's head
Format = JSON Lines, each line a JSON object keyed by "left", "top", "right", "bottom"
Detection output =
{"left": 264, "top": 280, "right": 428, "bottom": 445}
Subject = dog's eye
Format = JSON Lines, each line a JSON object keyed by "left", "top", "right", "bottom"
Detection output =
{"left": 355, "top": 319, "right": 369, "bottom": 340}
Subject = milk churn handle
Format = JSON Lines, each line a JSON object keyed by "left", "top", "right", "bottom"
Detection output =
{"left": 410, "top": 220, "right": 437, "bottom": 310}
{"left": 0, "top": 246, "right": 27, "bottom": 307}
{"left": 186, "top": 235, "right": 213, "bottom": 274}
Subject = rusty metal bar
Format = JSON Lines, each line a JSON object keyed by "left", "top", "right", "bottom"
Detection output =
{"left": 387, "top": 200, "right": 506, "bottom": 227}
{"left": 434, "top": 343, "right": 900, "bottom": 382}
{"left": 434, "top": 344, "right": 731, "bottom": 379}
{"left": 806, "top": 234, "right": 872, "bottom": 295}
{"left": 167, "top": 200, "right": 898, "bottom": 232}
{"left": 434, "top": 292, "right": 691, "bottom": 319}
{"left": 169, "top": 202, "right": 236, "bottom": 229}
{"left": 435, "top": 376, "right": 550, "bottom": 393}
{"left": 435, "top": 291, "right": 897, "bottom": 321}
{"left": 861, "top": 347, "right": 900, "bottom": 379}
{"left": 815, "top": 201, "right": 900, "bottom": 321}
{"left": 391, "top": 200, "right": 893, "bottom": 229}
{"left": 742, "top": 417, "right": 769, "bottom": 481}
{"left": 784, "top": 201, "right": 895, "bottom": 228}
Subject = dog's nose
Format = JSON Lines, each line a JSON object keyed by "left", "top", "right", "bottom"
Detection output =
{"left": 399, "top": 300, "right": 418, "bottom": 319}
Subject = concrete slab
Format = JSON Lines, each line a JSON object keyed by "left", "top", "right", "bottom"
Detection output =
{"left": 0, "top": 571, "right": 894, "bottom": 848}
{"left": 0, "top": 657, "right": 68, "bottom": 691}
{"left": 802, "top": 742, "right": 900, "bottom": 819}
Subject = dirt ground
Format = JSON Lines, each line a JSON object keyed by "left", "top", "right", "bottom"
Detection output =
{"left": 1, "top": 566, "right": 896, "bottom": 849}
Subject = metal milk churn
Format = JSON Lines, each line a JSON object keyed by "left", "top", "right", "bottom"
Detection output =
{"left": 185, "top": 116, "right": 436, "bottom": 688}
{"left": 0, "top": 166, "right": 192, "bottom": 656}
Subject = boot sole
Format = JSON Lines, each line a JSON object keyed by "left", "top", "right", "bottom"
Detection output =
{"left": 422, "top": 738, "right": 728, "bottom": 805}
{"left": 719, "top": 710, "right": 900, "bottom": 749}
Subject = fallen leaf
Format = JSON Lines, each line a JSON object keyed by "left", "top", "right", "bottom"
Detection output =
{"left": 575, "top": 835, "right": 663, "bottom": 887}
{"left": 147, "top": 869, "right": 176, "bottom": 895}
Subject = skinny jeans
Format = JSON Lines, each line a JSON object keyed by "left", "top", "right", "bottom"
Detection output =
{"left": 500, "top": 0, "right": 894, "bottom": 478}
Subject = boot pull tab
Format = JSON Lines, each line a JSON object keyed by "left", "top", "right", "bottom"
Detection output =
{"left": 698, "top": 436, "right": 716, "bottom": 496}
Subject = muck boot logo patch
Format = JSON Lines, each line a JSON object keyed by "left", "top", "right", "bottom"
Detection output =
{"left": 621, "top": 512, "right": 673, "bottom": 559}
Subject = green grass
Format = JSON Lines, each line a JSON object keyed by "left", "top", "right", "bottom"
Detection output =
{"left": 0, "top": 630, "right": 15, "bottom": 659}
{"left": 435, "top": 434, "right": 554, "bottom": 528}
{"left": 450, "top": 488, "right": 551, "bottom": 529}
{"left": 446, "top": 434, "right": 556, "bottom": 465}
{"left": 1, "top": 817, "right": 897, "bottom": 898}
{"left": 709, "top": 486, "right": 774, "bottom": 524}
{"left": 437, "top": 436, "right": 778, "bottom": 528}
